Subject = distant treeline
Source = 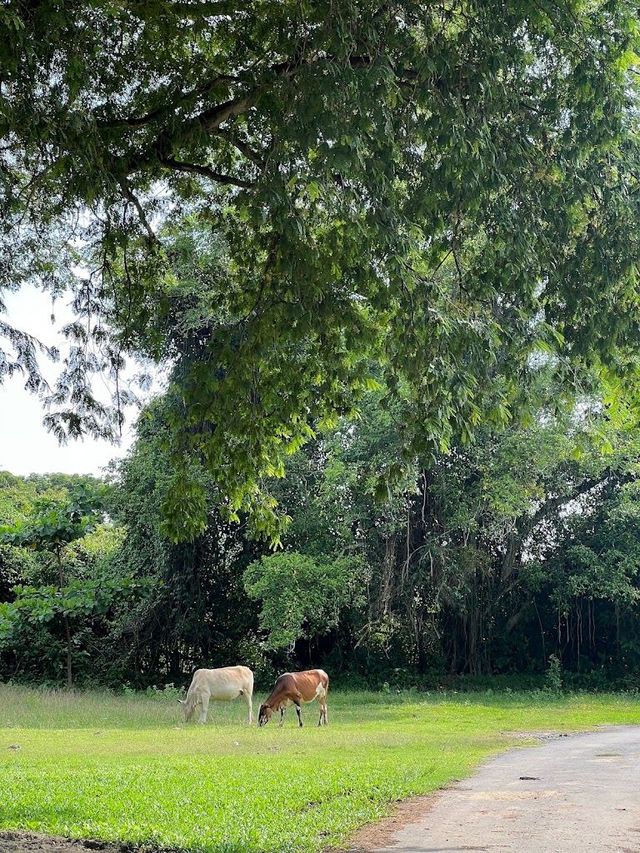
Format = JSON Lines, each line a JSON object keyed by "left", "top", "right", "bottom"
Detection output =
{"left": 1, "top": 388, "right": 640, "bottom": 691}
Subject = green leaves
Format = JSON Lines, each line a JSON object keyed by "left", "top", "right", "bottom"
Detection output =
{"left": 244, "top": 551, "right": 364, "bottom": 650}
{"left": 0, "top": 485, "right": 104, "bottom": 551}
{"left": 2, "top": 1, "right": 640, "bottom": 538}
{"left": 0, "top": 481, "right": 114, "bottom": 683}
{"left": 0, "top": 576, "right": 138, "bottom": 649}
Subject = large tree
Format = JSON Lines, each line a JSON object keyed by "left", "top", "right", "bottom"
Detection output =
{"left": 2, "top": 1, "right": 639, "bottom": 537}
{"left": 263, "top": 384, "right": 640, "bottom": 680}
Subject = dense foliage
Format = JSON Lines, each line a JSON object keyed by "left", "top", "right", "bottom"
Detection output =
{"left": 2, "top": 386, "right": 640, "bottom": 689}
{"left": 0, "top": 474, "right": 143, "bottom": 686}
{"left": 1, "top": 2, "right": 640, "bottom": 537}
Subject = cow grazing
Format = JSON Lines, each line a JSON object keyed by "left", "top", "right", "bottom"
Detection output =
{"left": 258, "top": 669, "right": 329, "bottom": 727}
{"left": 179, "top": 665, "right": 254, "bottom": 724}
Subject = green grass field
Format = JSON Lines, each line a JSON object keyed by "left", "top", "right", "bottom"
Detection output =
{"left": 1, "top": 685, "right": 640, "bottom": 852}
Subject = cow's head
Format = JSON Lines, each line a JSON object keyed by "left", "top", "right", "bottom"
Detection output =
{"left": 258, "top": 703, "right": 273, "bottom": 726}
{"left": 178, "top": 697, "right": 196, "bottom": 722}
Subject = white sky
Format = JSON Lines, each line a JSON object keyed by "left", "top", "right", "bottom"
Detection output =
{"left": 0, "top": 287, "right": 144, "bottom": 477}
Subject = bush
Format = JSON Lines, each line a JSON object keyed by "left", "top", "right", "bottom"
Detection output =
{"left": 544, "top": 654, "right": 563, "bottom": 693}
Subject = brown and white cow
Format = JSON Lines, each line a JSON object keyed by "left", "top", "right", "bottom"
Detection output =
{"left": 258, "top": 669, "right": 329, "bottom": 727}
{"left": 179, "top": 665, "right": 254, "bottom": 724}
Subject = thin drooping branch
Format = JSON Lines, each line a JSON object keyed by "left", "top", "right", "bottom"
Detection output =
{"left": 118, "top": 179, "right": 157, "bottom": 242}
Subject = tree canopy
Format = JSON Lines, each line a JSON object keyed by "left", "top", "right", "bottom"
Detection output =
{"left": 3, "top": 375, "right": 640, "bottom": 687}
{"left": 1, "top": 1, "right": 640, "bottom": 536}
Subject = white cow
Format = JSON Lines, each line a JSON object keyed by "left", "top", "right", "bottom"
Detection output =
{"left": 179, "top": 665, "right": 254, "bottom": 724}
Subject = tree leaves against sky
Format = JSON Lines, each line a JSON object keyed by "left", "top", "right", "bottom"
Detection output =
{"left": 1, "top": 1, "right": 639, "bottom": 538}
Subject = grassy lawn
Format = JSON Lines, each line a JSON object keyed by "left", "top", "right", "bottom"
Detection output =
{"left": 1, "top": 685, "right": 639, "bottom": 852}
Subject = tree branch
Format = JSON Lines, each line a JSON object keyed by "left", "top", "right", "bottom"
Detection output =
{"left": 217, "top": 129, "right": 266, "bottom": 169}
{"left": 159, "top": 156, "right": 254, "bottom": 188}
{"left": 523, "top": 470, "right": 633, "bottom": 536}
{"left": 198, "top": 94, "right": 256, "bottom": 132}
{"left": 117, "top": 50, "right": 407, "bottom": 178}
{"left": 118, "top": 179, "right": 157, "bottom": 242}
{"left": 95, "top": 75, "right": 241, "bottom": 130}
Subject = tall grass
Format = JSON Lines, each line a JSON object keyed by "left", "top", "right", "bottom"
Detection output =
{"left": 0, "top": 683, "right": 185, "bottom": 729}
{"left": 2, "top": 682, "right": 639, "bottom": 729}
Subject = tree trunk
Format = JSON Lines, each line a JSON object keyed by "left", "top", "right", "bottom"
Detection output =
{"left": 63, "top": 616, "right": 73, "bottom": 689}
{"left": 56, "top": 546, "right": 73, "bottom": 689}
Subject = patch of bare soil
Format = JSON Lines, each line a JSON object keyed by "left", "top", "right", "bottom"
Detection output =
{"left": 0, "top": 832, "right": 123, "bottom": 853}
{"left": 501, "top": 730, "right": 570, "bottom": 741}
{"left": 342, "top": 793, "right": 440, "bottom": 852}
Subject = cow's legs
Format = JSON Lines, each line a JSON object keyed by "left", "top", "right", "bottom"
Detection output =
{"left": 243, "top": 690, "right": 253, "bottom": 724}
{"left": 295, "top": 703, "right": 303, "bottom": 727}
{"left": 279, "top": 707, "right": 286, "bottom": 727}
{"left": 318, "top": 701, "right": 328, "bottom": 726}
{"left": 198, "top": 693, "right": 210, "bottom": 724}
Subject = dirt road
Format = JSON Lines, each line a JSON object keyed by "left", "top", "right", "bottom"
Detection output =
{"left": 363, "top": 727, "right": 640, "bottom": 853}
